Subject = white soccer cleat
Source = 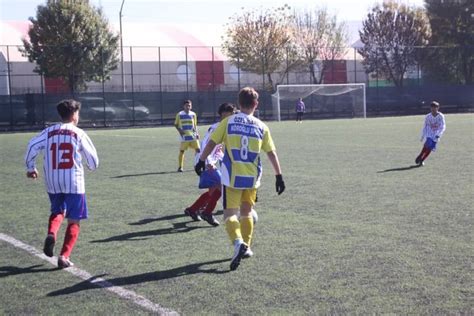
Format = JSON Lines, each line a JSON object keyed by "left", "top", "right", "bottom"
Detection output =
{"left": 242, "top": 247, "right": 254, "bottom": 259}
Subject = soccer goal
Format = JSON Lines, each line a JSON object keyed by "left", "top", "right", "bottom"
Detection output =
{"left": 271, "top": 83, "right": 366, "bottom": 121}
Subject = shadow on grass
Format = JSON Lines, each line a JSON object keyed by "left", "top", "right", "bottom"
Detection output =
{"left": 377, "top": 165, "right": 422, "bottom": 173}
{"left": 129, "top": 210, "right": 224, "bottom": 226}
{"left": 129, "top": 213, "right": 187, "bottom": 225}
{"left": 111, "top": 170, "right": 193, "bottom": 178}
{"left": 47, "top": 258, "right": 230, "bottom": 297}
{"left": 90, "top": 222, "right": 213, "bottom": 243}
{"left": 0, "top": 264, "right": 58, "bottom": 277}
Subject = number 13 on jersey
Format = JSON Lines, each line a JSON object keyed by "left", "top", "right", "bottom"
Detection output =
{"left": 50, "top": 142, "right": 74, "bottom": 169}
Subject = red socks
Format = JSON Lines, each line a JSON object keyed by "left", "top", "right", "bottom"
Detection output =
{"left": 420, "top": 146, "right": 432, "bottom": 161}
{"left": 202, "top": 189, "right": 221, "bottom": 215}
{"left": 188, "top": 192, "right": 210, "bottom": 212}
{"left": 188, "top": 188, "right": 222, "bottom": 215}
{"left": 60, "top": 223, "right": 80, "bottom": 258}
{"left": 48, "top": 213, "right": 65, "bottom": 239}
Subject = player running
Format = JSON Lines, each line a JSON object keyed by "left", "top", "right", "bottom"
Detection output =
{"left": 25, "top": 99, "right": 99, "bottom": 268}
{"left": 184, "top": 102, "right": 236, "bottom": 226}
{"left": 174, "top": 99, "right": 200, "bottom": 172}
{"left": 196, "top": 87, "right": 285, "bottom": 271}
{"left": 415, "top": 101, "right": 446, "bottom": 166}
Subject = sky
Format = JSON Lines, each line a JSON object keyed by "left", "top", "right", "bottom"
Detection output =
{"left": 0, "top": 0, "right": 426, "bottom": 46}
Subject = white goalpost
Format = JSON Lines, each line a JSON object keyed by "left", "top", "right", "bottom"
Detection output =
{"left": 271, "top": 83, "right": 366, "bottom": 121}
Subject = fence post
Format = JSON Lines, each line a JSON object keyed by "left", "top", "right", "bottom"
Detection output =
{"left": 237, "top": 48, "right": 241, "bottom": 90}
{"left": 185, "top": 46, "right": 189, "bottom": 96}
{"left": 6, "top": 45, "right": 12, "bottom": 129}
{"left": 130, "top": 46, "right": 135, "bottom": 125}
{"left": 261, "top": 51, "right": 266, "bottom": 119}
{"left": 354, "top": 47, "right": 357, "bottom": 83}
{"left": 158, "top": 46, "right": 163, "bottom": 125}
{"left": 40, "top": 73, "right": 45, "bottom": 127}
{"left": 212, "top": 46, "right": 216, "bottom": 122}
{"left": 375, "top": 46, "right": 379, "bottom": 114}
{"left": 286, "top": 47, "right": 290, "bottom": 120}
{"left": 101, "top": 47, "right": 106, "bottom": 127}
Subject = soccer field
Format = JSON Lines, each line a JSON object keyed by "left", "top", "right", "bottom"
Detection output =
{"left": 0, "top": 114, "right": 472, "bottom": 314}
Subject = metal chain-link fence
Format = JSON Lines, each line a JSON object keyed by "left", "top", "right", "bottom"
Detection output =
{"left": 0, "top": 45, "right": 472, "bottom": 130}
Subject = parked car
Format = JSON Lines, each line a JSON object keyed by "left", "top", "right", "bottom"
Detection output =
{"left": 77, "top": 96, "right": 116, "bottom": 121}
{"left": 110, "top": 99, "right": 150, "bottom": 120}
{"left": 0, "top": 98, "right": 28, "bottom": 125}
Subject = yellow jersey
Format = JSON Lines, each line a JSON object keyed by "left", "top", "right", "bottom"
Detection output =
{"left": 210, "top": 112, "right": 275, "bottom": 189}
{"left": 175, "top": 110, "right": 198, "bottom": 142}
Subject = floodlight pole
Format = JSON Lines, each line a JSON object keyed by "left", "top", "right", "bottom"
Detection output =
{"left": 119, "top": 0, "right": 125, "bottom": 92}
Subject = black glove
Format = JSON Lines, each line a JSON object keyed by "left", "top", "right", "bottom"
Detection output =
{"left": 195, "top": 159, "right": 206, "bottom": 176}
{"left": 275, "top": 174, "right": 285, "bottom": 195}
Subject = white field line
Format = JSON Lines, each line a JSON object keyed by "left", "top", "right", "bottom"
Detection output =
{"left": 0, "top": 233, "right": 178, "bottom": 316}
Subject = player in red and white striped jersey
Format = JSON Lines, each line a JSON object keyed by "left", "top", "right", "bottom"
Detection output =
{"left": 415, "top": 101, "right": 446, "bottom": 166}
{"left": 25, "top": 99, "right": 99, "bottom": 268}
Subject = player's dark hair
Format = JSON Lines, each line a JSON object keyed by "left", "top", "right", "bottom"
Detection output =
{"left": 238, "top": 87, "right": 259, "bottom": 109}
{"left": 218, "top": 102, "right": 235, "bottom": 116}
{"left": 57, "top": 99, "right": 81, "bottom": 120}
{"left": 183, "top": 99, "right": 192, "bottom": 105}
{"left": 430, "top": 101, "right": 440, "bottom": 108}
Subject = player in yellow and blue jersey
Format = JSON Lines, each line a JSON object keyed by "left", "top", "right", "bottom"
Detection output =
{"left": 174, "top": 99, "right": 200, "bottom": 172}
{"left": 196, "top": 87, "right": 285, "bottom": 271}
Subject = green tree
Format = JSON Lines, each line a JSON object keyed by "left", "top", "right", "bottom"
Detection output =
{"left": 424, "top": 0, "right": 473, "bottom": 84}
{"left": 21, "top": 0, "right": 119, "bottom": 92}
{"left": 222, "top": 5, "right": 298, "bottom": 92}
{"left": 292, "top": 8, "right": 348, "bottom": 84}
{"left": 358, "top": 2, "right": 431, "bottom": 87}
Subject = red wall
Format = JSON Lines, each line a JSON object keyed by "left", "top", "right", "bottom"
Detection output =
{"left": 196, "top": 61, "right": 224, "bottom": 91}
{"left": 323, "top": 60, "right": 347, "bottom": 84}
{"left": 44, "top": 78, "right": 70, "bottom": 94}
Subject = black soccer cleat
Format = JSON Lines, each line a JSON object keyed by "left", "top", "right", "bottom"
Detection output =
{"left": 230, "top": 242, "right": 248, "bottom": 271}
{"left": 200, "top": 213, "right": 220, "bottom": 227}
{"left": 184, "top": 208, "right": 202, "bottom": 221}
{"left": 177, "top": 167, "right": 183, "bottom": 173}
{"left": 43, "top": 234, "right": 55, "bottom": 257}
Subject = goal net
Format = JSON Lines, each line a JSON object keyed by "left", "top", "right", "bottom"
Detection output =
{"left": 271, "top": 83, "right": 366, "bottom": 121}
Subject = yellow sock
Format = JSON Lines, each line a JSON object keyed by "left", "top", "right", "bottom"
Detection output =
{"left": 178, "top": 151, "right": 185, "bottom": 168}
{"left": 225, "top": 215, "right": 242, "bottom": 244}
{"left": 240, "top": 216, "right": 254, "bottom": 247}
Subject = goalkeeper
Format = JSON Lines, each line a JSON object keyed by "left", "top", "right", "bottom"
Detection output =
{"left": 195, "top": 87, "right": 285, "bottom": 271}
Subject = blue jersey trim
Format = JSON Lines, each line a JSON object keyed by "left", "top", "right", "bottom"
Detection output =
{"left": 179, "top": 114, "right": 193, "bottom": 120}
{"left": 234, "top": 176, "right": 254, "bottom": 188}
{"left": 222, "top": 150, "right": 232, "bottom": 179}
{"left": 231, "top": 149, "right": 258, "bottom": 163}
{"left": 227, "top": 123, "right": 264, "bottom": 139}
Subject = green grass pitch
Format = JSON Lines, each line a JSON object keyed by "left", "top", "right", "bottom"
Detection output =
{"left": 0, "top": 114, "right": 472, "bottom": 314}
